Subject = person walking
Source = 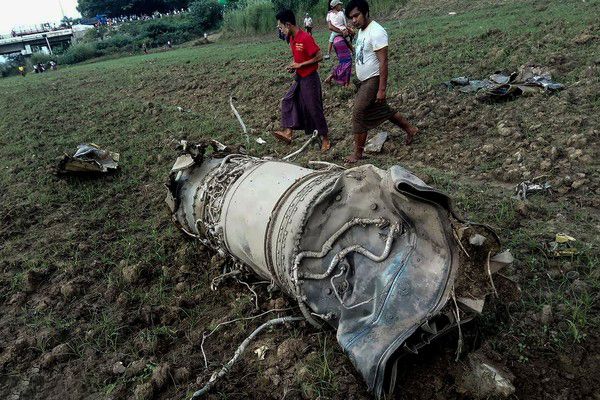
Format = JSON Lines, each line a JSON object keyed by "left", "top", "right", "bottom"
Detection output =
{"left": 345, "top": 0, "right": 418, "bottom": 163}
{"left": 303, "top": 13, "right": 313, "bottom": 35}
{"left": 324, "top": 34, "right": 352, "bottom": 86}
{"left": 325, "top": 0, "right": 353, "bottom": 60}
{"left": 274, "top": 9, "right": 331, "bottom": 152}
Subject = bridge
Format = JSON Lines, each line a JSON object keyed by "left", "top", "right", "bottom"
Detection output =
{"left": 0, "top": 29, "right": 74, "bottom": 56}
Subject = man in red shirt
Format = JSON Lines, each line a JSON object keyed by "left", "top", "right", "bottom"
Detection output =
{"left": 274, "top": 9, "right": 331, "bottom": 152}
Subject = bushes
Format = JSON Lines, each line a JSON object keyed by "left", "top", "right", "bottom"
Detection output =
{"left": 30, "top": 53, "right": 57, "bottom": 65}
{"left": 59, "top": 43, "right": 99, "bottom": 64}
{"left": 223, "top": 0, "right": 276, "bottom": 35}
{"left": 114, "top": 15, "right": 195, "bottom": 46}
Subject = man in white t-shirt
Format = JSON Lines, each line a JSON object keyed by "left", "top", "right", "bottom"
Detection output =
{"left": 345, "top": 0, "right": 418, "bottom": 163}
{"left": 304, "top": 13, "right": 313, "bottom": 35}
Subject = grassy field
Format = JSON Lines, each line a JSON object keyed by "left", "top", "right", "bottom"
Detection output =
{"left": 0, "top": 0, "right": 599, "bottom": 399}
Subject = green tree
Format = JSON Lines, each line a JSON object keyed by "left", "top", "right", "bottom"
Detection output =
{"left": 271, "top": 0, "right": 319, "bottom": 12}
{"left": 189, "top": 0, "right": 223, "bottom": 32}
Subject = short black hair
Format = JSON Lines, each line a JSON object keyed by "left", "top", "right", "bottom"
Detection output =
{"left": 345, "top": 0, "right": 370, "bottom": 18}
{"left": 276, "top": 9, "right": 296, "bottom": 26}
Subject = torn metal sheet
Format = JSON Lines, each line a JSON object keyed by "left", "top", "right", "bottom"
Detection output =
{"left": 57, "top": 143, "right": 119, "bottom": 174}
{"left": 166, "top": 145, "right": 513, "bottom": 398}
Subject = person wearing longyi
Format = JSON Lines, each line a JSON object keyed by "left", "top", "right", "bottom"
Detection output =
{"left": 345, "top": 0, "right": 418, "bottom": 163}
{"left": 274, "top": 9, "right": 331, "bottom": 152}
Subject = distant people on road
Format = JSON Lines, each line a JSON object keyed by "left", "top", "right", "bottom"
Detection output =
{"left": 142, "top": 43, "right": 148, "bottom": 54}
{"left": 303, "top": 13, "right": 313, "bottom": 35}
{"left": 274, "top": 9, "right": 330, "bottom": 152}
{"left": 166, "top": 40, "right": 173, "bottom": 49}
{"left": 345, "top": 0, "right": 418, "bottom": 163}
{"left": 49, "top": 61, "right": 57, "bottom": 70}
{"left": 18, "top": 66, "right": 26, "bottom": 76}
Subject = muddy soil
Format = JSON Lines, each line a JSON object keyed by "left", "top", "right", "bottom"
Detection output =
{"left": 1, "top": 0, "right": 599, "bottom": 399}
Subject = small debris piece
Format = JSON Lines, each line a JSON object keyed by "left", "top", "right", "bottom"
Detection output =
{"left": 57, "top": 143, "right": 119, "bottom": 175}
{"left": 555, "top": 234, "right": 576, "bottom": 244}
{"left": 254, "top": 345, "right": 269, "bottom": 360}
{"left": 256, "top": 138, "right": 267, "bottom": 145}
{"left": 489, "top": 250, "right": 514, "bottom": 274}
{"left": 172, "top": 154, "right": 195, "bottom": 173}
{"left": 469, "top": 234, "right": 487, "bottom": 246}
{"left": 548, "top": 233, "right": 578, "bottom": 257}
{"left": 365, "top": 132, "right": 389, "bottom": 153}
{"left": 457, "top": 297, "right": 485, "bottom": 314}
{"left": 514, "top": 180, "right": 552, "bottom": 200}
{"left": 457, "top": 351, "right": 516, "bottom": 398}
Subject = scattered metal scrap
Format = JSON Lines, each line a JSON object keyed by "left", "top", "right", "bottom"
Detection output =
{"left": 57, "top": 143, "right": 120, "bottom": 175}
{"left": 514, "top": 179, "right": 552, "bottom": 200}
{"left": 547, "top": 233, "right": 578, "bottom": 257}
{"left": 166, "top": 144, "right": 515, "bottom": 398}
{"left": 447, "top": 65, "right": 564, "bottom": 101}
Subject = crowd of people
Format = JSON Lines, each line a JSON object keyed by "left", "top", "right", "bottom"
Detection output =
{"left": 98, "top": 9, "right": 189, "bottom": 28}
{"left": 275, "top": 0, "right": 418, "bottom": 163}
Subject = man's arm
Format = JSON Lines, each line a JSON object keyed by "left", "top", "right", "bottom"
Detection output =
{"left": 375, "top": 46, "right": 389, "bottom": 102}
{"left": 290, "top": 50, "right": 323, "bottom": 69}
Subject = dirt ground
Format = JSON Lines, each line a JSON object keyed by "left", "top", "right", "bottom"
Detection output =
{"left": 0, "top": 0, "right": 599, "bottom": 399}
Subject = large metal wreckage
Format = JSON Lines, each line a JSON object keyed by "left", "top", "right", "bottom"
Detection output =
{"left": 165, "top": 140, "right": 515, "bottom": 399}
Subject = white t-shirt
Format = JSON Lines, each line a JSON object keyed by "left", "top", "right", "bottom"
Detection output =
{"left": 355, "top": 21, "right": 389, "bottom": 82}
{"left": 304, "top": 17, "right": 313, "bottom": 27}
{"left": 326, "top": 10, "right": 347, "bottom": 31}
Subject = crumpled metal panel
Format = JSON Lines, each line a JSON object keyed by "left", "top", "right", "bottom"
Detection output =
{"left": 293, "top": 165, "right": 458, "bottom": 397}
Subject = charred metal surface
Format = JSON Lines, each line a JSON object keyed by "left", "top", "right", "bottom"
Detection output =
{"left": 166, "top": 144, "right": 512, "bottom": 398}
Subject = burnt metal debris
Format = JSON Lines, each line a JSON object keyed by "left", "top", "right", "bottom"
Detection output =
{"left": 166, "top": 142, "right": 513, "bottom": 398}
{"left": 446, "top": 65, "right": 564, "bottom": 101}
{"left": 57, "top": 143, "right": 120, "bottom": 174}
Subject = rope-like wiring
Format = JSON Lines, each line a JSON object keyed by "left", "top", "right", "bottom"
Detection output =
{"left": 191, "top": 316, "right": 303, "bottom": 399}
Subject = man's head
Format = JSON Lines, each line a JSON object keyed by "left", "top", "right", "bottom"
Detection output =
{"left": 276, "top": 9, "right": 297, "bottom": 36}
{"left": 345, "top": 0, "right": 370, "bottom": 29}
{"left": 330, "top": 0, "right": 343, "bottom": 11}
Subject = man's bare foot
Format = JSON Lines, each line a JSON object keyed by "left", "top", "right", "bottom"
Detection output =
{"left": 321, "top": 137, "right": 331, "bottom": 152}
{"left": 273, "top": 130, "right": 293, "bottom": 144}
{"left": 405, "top": 127, "right": 419, "bottom": 145}
{"left": 346, "top": 153, "right": 363, "bottom": 163}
